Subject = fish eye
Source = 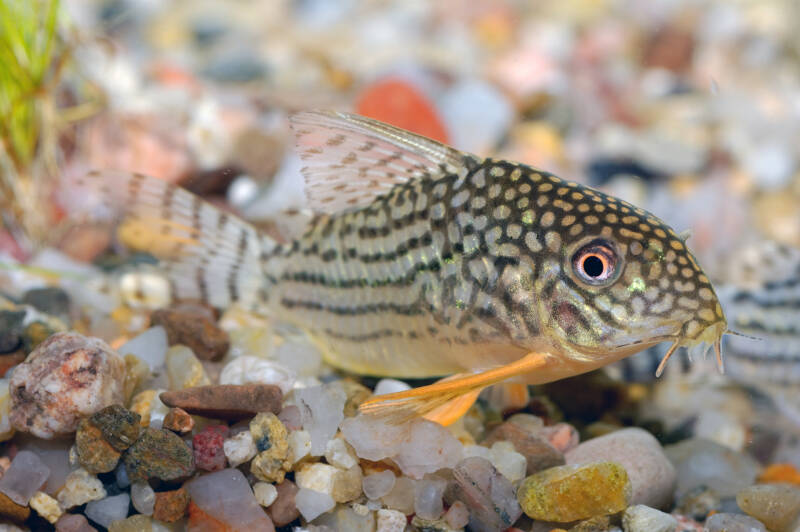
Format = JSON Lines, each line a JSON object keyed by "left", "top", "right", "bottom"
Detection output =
{"left": 572, "top": 240, "right": 619, "bottom": 285}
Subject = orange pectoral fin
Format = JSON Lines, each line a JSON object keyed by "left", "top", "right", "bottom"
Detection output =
{"left": 358, "top": 351, "right": 549, "bottom": 425}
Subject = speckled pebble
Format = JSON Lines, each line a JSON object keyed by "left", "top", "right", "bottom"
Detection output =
{"left": 152, "top": 487, "right": 189, "bottom": 523}
{"left": 75, "top": 418, "right": 121, "bottom": 474}
{"left": 30, "top": 491, "right": 63, "bottom": 524}
{"left": 736, "top": 483, "right": 800, "bottom": 532}
{"left": 193, "top": 424, "right": 229, "bottom": 472}
{"left": 704, "top": 512, "right": 766, "bottom": 532}
{"left": 123, "top": 427, "right": 195, "bottom": 482}
{"left": 250, "top": 412, "right": 290, "bottom": 483}
{"left": 89, "top": 405, "right": 141, "bottom": 451}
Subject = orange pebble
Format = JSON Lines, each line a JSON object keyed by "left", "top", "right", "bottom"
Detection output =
{"left": 356, "top": 78, "right": 449, "bottom": 143}
{"left": 759, "top": 463, "right": 800, "bottom": 485}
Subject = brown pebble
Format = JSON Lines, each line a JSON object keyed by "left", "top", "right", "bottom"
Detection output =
{"left": 153, "top": 487, "right": 190, "bottom": 523}
{"left": 151, "top": 306, "right": 229, "bottom": 361}
{"left": 56, "top": 513, "right": 98, "bottom": 532}
{"left": 75, "top": 418, "right": 121, "bottom": 474}
{"left": 483, "top": 421, "right": 565, "bottom": 475}
{"left": 89, "top": 405, "right": 141, "bottom": 452}
{"left": 160, "top": 384, "right": 282, "bottom": 420}
{"left": 0, "top": 352, "right": 25, "bottom": 378}
{"left": 0, "top": 491, "right": 30, "bottom": 523}
{"left": 162, "top": 407, "right": 195, "bottom": 433}
{"left": 268, "top": 479, "right": 300, "bottom": 527}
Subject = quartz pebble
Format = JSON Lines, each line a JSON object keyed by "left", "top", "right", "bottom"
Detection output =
{"left": 736, "top": 483, "right": 800, "bottom": 532}
{"left": 377, "top": 508, "right": 408, "bottom": 532}
{"left": 152, "top": 487, "right": 189, "bottom": 522}
{"left": 296, "top": 462, "right": 338, "bottom": 496}
{"left": 665, "top": 438, "right": 760, "bottom": 498}
{"left": 160, "top": 383, "right": 282, "bottom": 419}
{"left": 517, "top": 461, "right": 631, "bottom": 522}
{"left": 30, "top": 491, "right": 62, "bottom": 524}
{"left": 224, "top": 430, "right": 258, "bottom": 467}
{"left": 253, "top": 482, "right": 278, "bottom": 507}
{"left": 446, "top": 456, "right": 522, "bottom": 530}
{"left": 85, "top": 493, "right": 130, "bottom": 529}
{"left": 9, "top": 333, "right": 126, "bottom": 438}
{"left": 288, "top": 429, "right": 312, "bottom": 463}
{"left": 566, "top": 427, "right": 675, "bottom": 508}
{"left": 123, "top": 427, "right": 195, "bottom": 482}
{"left": 622, "top": 504, "right": 678, "bottom": 532}
{"left": 185, "top": 468, "right": 274, "bottom": 530}
{"left": 165, "top": 345, "right": 211, "bottom": 390}
{"left": 219, "top": 356, "right": 296, "bottom": 395}
{"left": 316, "top": 504, "right": 376, "bottom": 531}
{"left": 483, "top": 419, "right": 566, "bottom": 475}
{"left": 151, "top": 305, "right": 229, "bottom": 361}
{"left": 295, "top": 383, "right": 347, "bottom": 456}
{"left": 193, "top": 424, "right": 229, "bottom": 471}
{"left": 444, "top": 500, "right": 469, "bottom": 529}
{"left": 373, "top": 378, "right": 411, "bottom": 395}
{"left": 0, "top": 450, "right": 51, "bottom": 505}
{"left": 382, "top": 475, "right": 416, "bottom": 514}
{"left": 57, "top": 468, "right": 106, "bottom": 509}
{"left": 295, "top": 487, "right": 335, "bottom": 521}
{"left": 267, "top": 479, "right": 299, "bottom": 526}
{"left": 325, "top": 437, "right": 358, "bottom": 469}
{"left": 414, "top": 478, "right": 446, "bottom": 520}
{"left": 131, "top": 482, "right": 155, "bottom": 515}
{"left": 56, "top": 513, "right": 98, "bottom": 532}
{"left": 250, "top": 412, "right": 291, "bottom": 482}
{"left": 117, "top": 326, "right": 168, "bottom": 371}
{"left": 704, "top": 512, "right": 767, "bottom": 532}
{"left": 488, "top": 441, "right": 527, "bottom": 482}
{"left": 363, "top": 470, "right": 396, "bottom": 500}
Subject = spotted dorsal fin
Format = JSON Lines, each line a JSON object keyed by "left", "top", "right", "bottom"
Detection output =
{"left": 290, "top": 110, "right": 477, "bottom": 214}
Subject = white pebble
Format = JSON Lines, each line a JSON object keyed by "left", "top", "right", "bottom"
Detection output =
{"left": 223, "top": 431, "right": 257, "bottom": 468}
{"left": 0, "top": 450, "right": 50, "bottom": 505}
{"left": 119, "top": 271, "right": 171, "bottom": 310}
{"left": 363, "top": 470, "right": 396, "bottom": 500}
{"left": 623, "top": 504, "right": 678, "bottom": 532}
{"left": 377, "top": 508, "right": 407, "bottom": 532}
{"left": 414, "top": 479, "right": 446, "bottom": 520}
{"left": 57, "top": 468, "right": 106, "bottom": 509}
{"left": 219, "top": 356, "right": 296, "bottom": 395}
{"left": 295, "top": 488, "right": 335, "bottom": 521}
{"left": 462, "top": 444, "right": 491, "bottom": 460}
{"left": 325, "top": 438, "right": 358, "bottom": 470}
{"left": 373, "top": 378, "right": 411, "bottom": 396}
{"left": 85, "top": 493, "right": 130, "bottom": 528}
{"left": 488, "top": 441, "right": 527, "bottom": 483}
{"left": 445, "top": 500, "right": 469, "bottom": 529}
{"left": 295, "top": 463, "right": 338, "bottom": 496}
{"left": 118, "top": 326, "right": 168, "bottom": 371}
{"left": 295, "top": 383, "right": 346, "bottom": 456}
{"left": 253, "top": 482, "right": 278, "bottom": 507}
{"left": 131, "top": 482, "right": 155, "bottom": 515}
{"left": 289, "top": 430, "right": 312, "bottom": 463}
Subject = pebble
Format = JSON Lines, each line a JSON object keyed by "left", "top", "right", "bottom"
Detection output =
{"left": 57, "top": 468, "right": 106, "bottom": 509}
{"left": 363, "top": 470, "right": 396, "bottom": 500}
{"left": 0, "top": 450, "right": 50, "bottom": 505}
{"left": 159, "top": 383, "right": 282, "bottom": 419}
{"left": 665, "top": 438, "right": 760, "bottom": 498}
{"left": 129, "top": 389, "right": 169, "bottom": 428}
{"left": 267, "top": 479, "right": 299, "bottom": 526}
{"left": 488, "top": 441, "right": 528, "bottom": 482}
{"left": 316, "top": 505, "right": 376, "bottom": 531}
{"left": 165, "top": 345, "right": 211, "bottom": 390}
{"left": 22, "top": 287, "right": 70, "bottom": 320}
{"left": 56, "top": 513, "right": 98, "bottom": 532}
{"left": 296, "top": 462, "right": 338, "bottom": 496}
{"left": 224, "top": 429, "right": 258, "bottom": 467}
{"left": 250, "top": 412, "right": 291, "bottom": 483}
{"left": 736, "top": 483, "right": 800, "bottom": 532}
{"left": 295, "top": 487, "right": 336, "bottom": 521}
{"left": 150, "top": 305, "right": 229, "bottom": 360}
{"left": 295, "top": 383, "right": 347, "bottom": 456}
{"left": 9, "top": 333, "right": 126, "bottom": 438}
{"left": 340, "top": 379, "right": 373, "bottom": 417}
{"left": 193, "top": 424, "right": 229, "bottom": 471}
{"left": 415, "top": 478, "right": 447, "bottom": 520}
{"left": 377, "top": 508, "right": 407, "bottom": 532}
{"left": 517, "top": 461, "right": 631, "bottom": 522}
{"left": 482, "top": 418, "right": 565, "bottom": 474}
{"left": 273, "top": 341, "right": 322, "bottom": 377}
{"left": 0, "top": 491, "right": 29, "bottom": 524}
{"left": 75, "top": 418, "right": 121, "bottom": 474}
{"left": 185, "top": 468, "right": 274, "bottom": 530}
{"left": 675, "top": 485, "right": 720, "bottom": 520}
{"left": 0, "top": 310, "right": 24, "bottom": 353}
{"left": 84, "top": 493, "right": 130, "bottom": 529}
{"left": 279, "top": 405, "right": 303, "bottom": 431}
{"left": 106, "top": 514, "right": 152, "bottom": 532}
{"left": 117, "top": 326, "right": 168, "bottom": 371}
{"left": 0, "top": 380, "right": 13, "bottom": 442}
{"left": 122, "top": 355, "right": 149, "bottom": 404}
{"left": 89, "top": 405, "right": 141, "bottom": 451}
{"left": 161, "top": 407, "right": 194, "bottom": 433}
{"left": 123, "top": 427, "right": 195, "bottom": 482}
{"left": 704, "top": 512, "right": 767, "bottom": 532}
{"left": 382, "top": 476, "right": 416, "bottom": 514}
{"left": 325, "top": 437, "right": 358, "bottom": 470}
{"left": 152, "top": 487, "right": 189, "bottom": 522}
{"left": 288, "top": 429, "right": 312, "bottom": 463}
{"left": 30, "top": 491, "right": 62, "bottom": 524}
{"left": 373, "top": 378, "right": 411, "bottom": 396}
{"left": 759, "top": 463, "right": 800, "bottom": 485}
{"left": 446, "top": 456, "right": 522, "bottom": 530}
{"left": 438, "top": 78, "right": 513, "bottom": 153}
{"left": 444, "top": 500, "right": 469, "bottom": 529}
{"left": 130, "top": 482, "right": 155, "bottom": 515}
{"left": 219, "top": 356, "right": 296, "bottom": 395}
{"left": 621, "top": 504, "right": 677, "bottom": 532}
{"left": 332, "top": 465, "right": 363, "bottom": 503}
{"left": 253, "top": 482, "right": 278, "bottom": 507}
{"left": 566, "top": 427, "right": 675, "bottom": 508}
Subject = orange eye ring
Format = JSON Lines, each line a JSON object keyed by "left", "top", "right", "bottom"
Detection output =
{"left": 572, "top": 240, "right": 619, "bottom": 285}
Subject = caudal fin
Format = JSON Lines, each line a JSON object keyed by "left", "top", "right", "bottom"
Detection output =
{"left": 59, "top": 170, "right": 276, "bottom": 311}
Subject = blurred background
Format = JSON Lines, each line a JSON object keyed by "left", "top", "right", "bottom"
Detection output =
{"left": 2, "top": 0, "right": 799, "bottom": 280}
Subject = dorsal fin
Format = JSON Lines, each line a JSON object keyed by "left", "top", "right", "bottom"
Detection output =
{"left": 290, "top": 110, "right": 477, "bottom": 214}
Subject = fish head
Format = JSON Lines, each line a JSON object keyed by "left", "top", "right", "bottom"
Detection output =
{"left": 519, "top": 172, "right": 727, "bottom": 371}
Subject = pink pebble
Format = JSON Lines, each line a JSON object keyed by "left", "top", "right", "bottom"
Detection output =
{"left": 193, "top": 425, "right": 229, "bottom": 472}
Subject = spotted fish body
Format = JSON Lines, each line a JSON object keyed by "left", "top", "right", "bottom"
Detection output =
{"left": 64, "top": 111, "right": 727, "bottom": 385}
